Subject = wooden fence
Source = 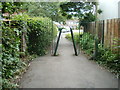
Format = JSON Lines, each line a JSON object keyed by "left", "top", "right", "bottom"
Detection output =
{"left": 85, "top": 18, "right": 120, "bottom": 52}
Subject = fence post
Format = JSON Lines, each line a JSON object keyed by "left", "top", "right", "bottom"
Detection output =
{"left": 102, "top": 20, "right": 104, "bottom": 47}
{"left": 78, "top": 20, "right": 81, "bottom": 54}
{"left": 52, "top": 18, "right": 54, "bottom": 55}
{"left": 94, "top": 21, "right": 99, "bottom": 59}
{"left": 20, "top": 21, "right": 27, "bottom": 57}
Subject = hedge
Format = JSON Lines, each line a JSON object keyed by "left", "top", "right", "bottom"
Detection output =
{"left": 2, "top": 15, "right": 57, "bottom": 88}
{"left": 27, "top": 17, "right": 57, "bottom": 56}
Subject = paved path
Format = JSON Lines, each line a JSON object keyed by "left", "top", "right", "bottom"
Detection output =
{"left": 20, "top": 34, "right": 118, "bottom": 88}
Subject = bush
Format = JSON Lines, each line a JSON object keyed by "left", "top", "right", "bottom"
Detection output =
{"left": 96, "top": 45, "right": 120, "bottom": 76}
{"left": 65, "top": 33, "right": 71, "bottom": 40}
{"left": 2, "top": 15, "right": 57, "bottom": 88}
{"left": 66, "top": 33, "right": 94, "bottom": 55}
{"left": 12, "top": 15, "right": 57, "bottom": 56}
{"left": 65, "top": 32, "right": 83, "bottom": 44}
{"left": 27, "top": 17, "right": 57, "bottom": 56}
{"left": 79, "top": 33, "right": 94, "bottom": 55}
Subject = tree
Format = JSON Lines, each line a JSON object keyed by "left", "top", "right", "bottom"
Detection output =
{"left": 1, "top": 2, "right": 66, "bottom": 22}
{"left": 22, "top": 2, "right": 66, "bottom": 22}
{"left": 60, "top": 2, "right": 102, "bottom": 21}
{"left": 2, "top": 2, "right": 24, "bottom": 14}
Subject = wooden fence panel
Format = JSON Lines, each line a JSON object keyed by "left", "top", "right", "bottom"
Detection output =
{"left": 112, "top": 19, "right": 120, "bottom": 53}
{"left": 118, "top": 18, "right": 120, "bottom": 55}
{"left": 85, "top": 18, "right": 120, "bottom": 52}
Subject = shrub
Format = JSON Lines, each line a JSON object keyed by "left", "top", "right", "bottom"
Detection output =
{"left": 65, "top": 33, "right": 71, "bottom": 40}
{"left": 79, "top": 33, "right": 94, "bottom": 55}
{"left": 2, "top": 15, "right": 57, "bottom": 88}
{"left": 96, "top": 45, "right": 120, "bottom": 76}
{"left": 27, "top": 17, "right": 57, "bottom": 56}
{"left": 12, "top": 15, "right": 57, "bottom": 56}
{"left": 66, "top": 33, "right": 94, "bottom": 55}
{"left": 65, "top": 32, "right": 83, "bottom": 44}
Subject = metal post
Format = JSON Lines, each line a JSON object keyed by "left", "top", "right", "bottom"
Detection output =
{"left": 51, "top": 18, "right": 54, "bottom": 55}
{"left": 53, "top": 29, "right": 62, "bottom": 56}
{"left": 78, "top": 20, "right": 81, "bottom": 55}
{"left": 70, "top": 28, "right": 78, "bottom": 56}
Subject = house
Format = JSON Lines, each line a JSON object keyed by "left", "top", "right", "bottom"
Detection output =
{"left": 119, "top": 1, "right": 120, "bottom": 18}
{"left": 98, "top": 0, "right": 120, "bottom": 20}
{"left": 66, "top": 19, "right": 79, "bottom": 30}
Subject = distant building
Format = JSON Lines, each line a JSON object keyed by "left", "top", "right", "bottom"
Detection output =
{"left": 98, "top": 0, "right": 120, "bottom": 20}
{"left": 118, "top": 1, "right": 120, "bottom": 18}
{"left": 66, "top": 19, "right": 79, "bottom": 30}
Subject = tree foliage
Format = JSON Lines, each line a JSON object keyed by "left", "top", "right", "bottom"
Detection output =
{"left": 60, "top": 2, "right": 100, "bottom": 22}
{"left": 1, "top": 2, "right": 65, "bottom": 22}
{"left": 2, "top": 2, "right": 24, "bottom": 14}
{"left": 22, "top": 2, "right": 66, "bottom": 22}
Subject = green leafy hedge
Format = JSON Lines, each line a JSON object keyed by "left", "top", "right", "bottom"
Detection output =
{"left": 27, "top": 17, "right": 57, "bottom": 56}
{"left": 12, "top": 15, "right": 57, "bottom": 55}
{"left": 2, "top": 15, "right": 57, "bottom": 89}
{"left": 66, "top": 33, "right": 120, "bottom": 77}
